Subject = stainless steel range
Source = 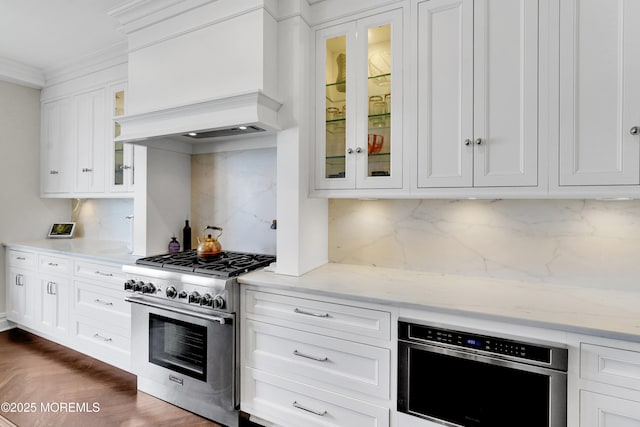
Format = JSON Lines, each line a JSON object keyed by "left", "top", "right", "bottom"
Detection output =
{"left": 123, "top": 250, "right": 275, "bottom": 427}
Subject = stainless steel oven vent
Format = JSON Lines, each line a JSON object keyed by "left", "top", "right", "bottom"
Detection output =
{"left": 184, "top": 126, "right": 265, "bottom": 139}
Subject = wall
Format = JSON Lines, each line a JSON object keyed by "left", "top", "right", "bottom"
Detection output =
{"left": 330, "top": 199, "right": 640, "bottom": 291}
{"left": 0, "top": 81, "right": 70, "bottom": 314}
{"left": 191, "top": 148, "right": 277, "bottom": 255}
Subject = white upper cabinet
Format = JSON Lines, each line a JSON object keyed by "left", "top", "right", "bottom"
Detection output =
{"left": 417, "top": 0, "right": 539, "bottom": 189}
{"left": 314, "top": 9, "right": 404, "bottom": 192}
{"left": 558, "top": 0, "right": 640, "bottom": 187}
{"left": 41, "top": 98, "right": 73, "bottom": 195}
{"left": 74, "top": 88, "right": 106, "bottom": 193}
{"left": 108, "top": 82, "right": 135, "bottom": 193}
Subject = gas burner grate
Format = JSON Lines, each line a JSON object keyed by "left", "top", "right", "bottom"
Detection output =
{"left": 135, "top": 250, "right": 275, "bottom": 277}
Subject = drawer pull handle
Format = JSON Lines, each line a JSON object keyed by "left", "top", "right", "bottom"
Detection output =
{"left": 293, "top": 349, "right": 328, "bottom": 362}
{"left": 292, "top": 401, "right": 327, "bottom": 417}
{"left": 94, "top": 271, "right": 114, "bottom": 277}
{"left": 293, "top": 308, "right": 330, "bottom": 318}
{"left": 93, "top": 333, "right": 112, "bottom": 342}
{"left": 16, "top": 256, "right": 26, "bottom": 260}
{"left": 94, "top": 299, "right": 114, "bottom": 306}
{"left": 47, "top": 262, "right": 59, "bottom": 267}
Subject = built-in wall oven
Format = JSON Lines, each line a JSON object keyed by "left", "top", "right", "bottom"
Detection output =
{"left": 398, "top": 319, "right": 568, "bottom": 427}
{"left": 124, "top": 250, "right": 275, "bottom": 427}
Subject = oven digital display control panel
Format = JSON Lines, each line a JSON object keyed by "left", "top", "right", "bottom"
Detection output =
{"left": 400, "top": 322, "right": 552, "bottom": 364}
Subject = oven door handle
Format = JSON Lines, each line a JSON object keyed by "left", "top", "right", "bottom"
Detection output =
{"left": 125, "top": 296, "right": 231, "bottom": 325}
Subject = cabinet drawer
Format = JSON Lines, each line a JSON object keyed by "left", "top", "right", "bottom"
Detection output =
{"left": 39, "top": 254, "right": 71, "bottom": 275}
{"left": 73, "top": 315, "right": 131, "bottom": 352}
{"left": 74, "top": 259, "right": 126, "bottom": 287}
{"left": 244, "top": 290, "right": 391, "bottom": 341}
{"left": 580, "top": 391, "right": 640, "bottom": 427}
{"left": 243, "top": 368, "right": 389, "bottom": 427}
{"left": 7, "top": 250, "right": 36, "bottom": 269}
{"left": 581, "top": 343, "right": 640, "bottom": 391}
{"left": 73, "top": 281, "right": 130, "bottom": 330}
{"left": 245, "top": 320, "right": 390, "bottom": 399}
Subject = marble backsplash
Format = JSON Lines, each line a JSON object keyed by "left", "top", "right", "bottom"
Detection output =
{"left": 329, "top": 199, "right": 640, "bottom": 291}
{"left": 72, "top": 199, "right": 134, "bottom": 248}
{"left": 191, "top": 148, "right": 277, "bottom": 255}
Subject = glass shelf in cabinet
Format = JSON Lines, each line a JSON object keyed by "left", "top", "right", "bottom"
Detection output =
{"left": 368, "top": 113, "right": 391, "bottom": 129}
{"left": 326, "top": 118, "right": 346, "bottom": 134}
{"left": 368, "top": 73, "right": 391, "bottom": 86}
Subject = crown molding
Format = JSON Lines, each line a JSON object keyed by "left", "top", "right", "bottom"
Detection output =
{"left": 43, "top": 42, "right": 128, "bottom": 87}
{"left": 0, "top": 57, "right": 45, "bottom": 88}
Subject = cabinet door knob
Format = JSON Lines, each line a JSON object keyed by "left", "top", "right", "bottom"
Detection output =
{"left": 631, "top": 126, "right": 640, "bottom": 136}
{"left": 355, "top": 147, "right": 363, "bottom": 153}
{"left": 346, "top": 148, "right": 354, "bottom": 154}
{"left": 82, "top": 168, "right": 93, "bottom": 172}
{"left": 49, "top": 170, "right": 59, "bottom": 175}
{"left": 464, "top": 139, "right": 472, "bottom": 146}
{"left": 475, "top": 138, "right": 483, "bottom": 145}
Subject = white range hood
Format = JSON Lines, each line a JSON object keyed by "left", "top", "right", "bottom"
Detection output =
{"left": 115, "top": 90, "right": 282, "bottom": 144}
{"left": 110, "top": 0, "right": 281, "bottom": 147}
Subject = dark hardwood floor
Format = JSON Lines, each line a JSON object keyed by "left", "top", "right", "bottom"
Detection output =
{"left": 0, "top": 329, "right": 223, "bottom": 427}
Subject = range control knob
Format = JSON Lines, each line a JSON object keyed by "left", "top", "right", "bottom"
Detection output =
{"left": 188, "top": 291, "right": 201, "bottom": 304}
{"left": 133, "top": 281, "right": 144, "bottom": 292}
{"left": 141, "top": 283, "right": 156, "bottom": 294}
{"left": 212, "top": 295, "right": 225, "bottom": 309}
{"left": 200, "top": 293, "right": 213, "bottom": 307}
{"left": 165, "top": 286, "right": 177, "bottom": 299}
{"left": 178, "top": 290, "right": 188, "bottom": 299}
{"left": 124, "top": 279, "right": 135, "bottom": 291}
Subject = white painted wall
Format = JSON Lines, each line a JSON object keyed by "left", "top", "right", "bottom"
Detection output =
{"left": 0, "top": 81, "right": 70, "bottom": 313}
{"left": 330, "top": 199, "right": 640, "bottom": 291}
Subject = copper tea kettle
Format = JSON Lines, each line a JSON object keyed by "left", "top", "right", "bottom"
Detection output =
{"left": 196, "top": 226, "right": 223, "bottom": 259}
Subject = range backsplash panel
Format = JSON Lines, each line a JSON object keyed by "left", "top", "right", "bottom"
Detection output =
{"left": 191, "top": 148, "right": 276, "bottom": 255}
{"left": 329, "top": 199, "right": 640, "bottom": 291}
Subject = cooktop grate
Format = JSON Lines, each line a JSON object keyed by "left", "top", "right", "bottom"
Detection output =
{"left": 135, "top": 250, "right": 275, "bottom": 278}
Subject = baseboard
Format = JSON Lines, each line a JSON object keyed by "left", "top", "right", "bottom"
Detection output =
{"left": 0, "top": 313, "right": 14, "bottom": 332}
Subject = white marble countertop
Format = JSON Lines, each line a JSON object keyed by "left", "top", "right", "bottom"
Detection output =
{"left": 3, "top": 239, "right": 138, "bottom": 264}
{"left": 239, "top": 262, "right": 640, "bottom": 342}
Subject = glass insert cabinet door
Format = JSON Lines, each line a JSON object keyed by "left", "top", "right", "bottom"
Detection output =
{"left": 110, "top": 83, "right": 135, "bottom": 192}
{"left": 315, "top": 9, "right": 403, "bottom": 191}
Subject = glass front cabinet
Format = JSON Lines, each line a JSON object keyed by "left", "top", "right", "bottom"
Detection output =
{"left": 108, "top": 82, "right": 135, "bottom": 193}
{"left": 314, "top": 9, "right": 403, "bottom": 192}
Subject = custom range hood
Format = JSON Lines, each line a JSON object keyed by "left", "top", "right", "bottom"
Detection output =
{"left": 115, "top": 90, "right": 282, "bottom": 144}
{"left": 110, "top": 0, "right": 282, "bottom": 146}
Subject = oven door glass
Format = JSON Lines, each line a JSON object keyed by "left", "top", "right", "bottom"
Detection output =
{"left": 406, "top": 347, "right": 550, "bottom": 427}
{"left": 149, "top": 313, "right": 207, "bottom": 381}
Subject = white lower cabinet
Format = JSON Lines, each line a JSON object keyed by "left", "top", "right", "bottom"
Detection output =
{"left": 243, "top": 368, "right": 389, "bottom": 427}
{"left": 37, "top": 276, "right": 69, "bottom": 338}
{"left": 581, "top": 391, "right": 640, "bottom": 427}
{"left": 241, "top": 288, "right": 392, "bottom": 427}
{"left": 577, "top": 338, "right": 640, "bottom": 427}
{"left": 4, "top": 248, "right": 130, "bottom": 371}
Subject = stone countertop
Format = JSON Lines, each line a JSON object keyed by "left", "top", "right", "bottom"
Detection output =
{"left": 239, "top": 262, "right": 640, "bottom": 342}
{"left": 3, "top": 239, "right": 139, "bottom": 265}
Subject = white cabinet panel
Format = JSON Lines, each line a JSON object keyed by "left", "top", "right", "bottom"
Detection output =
{"left": 244, "top": 320, "right": 390, "bottom": 399}
{"left": 581, "top": 391, "right": 640, "bottom": 427}
{"left": 244, "top": 289, "right": 391, "bottom": 341}
{"left": 417, "top": 0, "right": 473, "bottom": 188}
{"left": 243, "top": 368, "right": 389, "bottom": 427}
{"left": 41, "top": 98, "right": 73, "bottom": 194}
{"left": 473, "top": 0, "right": 538, "bottom": 187}
{"left": 581, "top": 343, "right": 640, "bottom": 392}
{"left": 74, "top": 88, "right": 106, "bottom": 193}
{"left": 559, "top": 0, "right": 640, "bottom": 186}
{"left": 417, "top": 0, "right": 538, "bottom": 189}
